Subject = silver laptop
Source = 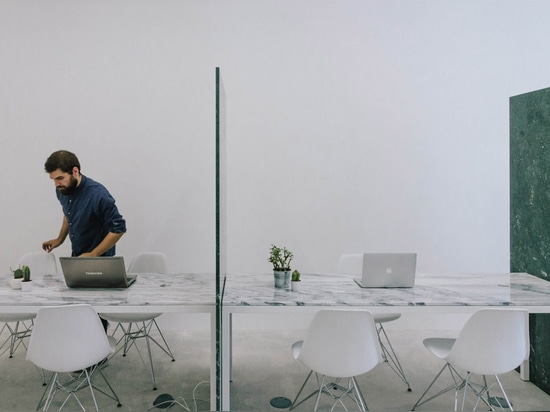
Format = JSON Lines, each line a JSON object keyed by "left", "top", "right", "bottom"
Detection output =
{"left": 354, "top": 253, "right": 417, "bottom": 288}
{"left": 60, "top": 256, "right": 136, "bottom": 288}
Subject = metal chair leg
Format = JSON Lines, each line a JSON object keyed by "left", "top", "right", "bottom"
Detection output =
{"left": 0, "top": 321, "right": 32, "bottom": 358}
{"left": 377, "top": 322, "right": 411, "bottom": 391}
{"left": 468, "top": 374, "right": 514, "bottom": 411}
{"left": 289, "top": 370, "right": 316, "bottom": 410}
{"left": 110, "top": 319, "right": 175, "bottom": 390}
{"left": 36, "top": 364, "right": 122, "bottom": 411}
{"left": 291, "top": 372, "right": 371, "bottom": 411}
{"left": 412, "top": 363, "right": 464, "bottom": 410}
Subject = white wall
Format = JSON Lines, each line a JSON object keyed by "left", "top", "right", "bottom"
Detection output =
{"left": 1, "top": 0, "right": 550, "bottom": 277}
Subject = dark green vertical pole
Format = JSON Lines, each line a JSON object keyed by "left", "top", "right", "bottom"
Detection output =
{"left": 215, "top": 67, "right": 222, "bottom": 411}
{"left": 215, "top": 66, "right": 227, "bottom": 410}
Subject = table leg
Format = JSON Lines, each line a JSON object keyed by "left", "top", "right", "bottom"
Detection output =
{"left": 210, "top": 308, "right": 217, "bottom": 411}
{"left": 520, "top": 359, "right": 530, "bottom": 381}
{"left": 221, "top": 311, "right": 232, "bottom": 410}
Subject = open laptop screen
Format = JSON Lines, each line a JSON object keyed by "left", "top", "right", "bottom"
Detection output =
{"left": 354, "top": 253, "right": 417, "bottom": 288}
{"left": 59, "top": 256, "right": 136, "bottom": 288}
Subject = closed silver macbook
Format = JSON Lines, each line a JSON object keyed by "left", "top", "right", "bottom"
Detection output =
{"left": 60, "top": 256, "right": 136, "bottom": 288}
{"left": 354, "top": 253, "right": 417, "bottom": 288}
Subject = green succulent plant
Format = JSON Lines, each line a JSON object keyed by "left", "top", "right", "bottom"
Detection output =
{"left": 291, "top": 270, "right": 301, "bottom": 282}
{"left": 268, "top": 244, "right": 293, "bottom": 271}
{"left": 11, "top": 265, "right": 30, "bottom": 281}
{"left": 22, "top": 265, "right": 31, "bottom": 282}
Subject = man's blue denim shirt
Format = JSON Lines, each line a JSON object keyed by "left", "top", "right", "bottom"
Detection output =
{"left": 56, "top": 175, "right": 126, "bottom": 256}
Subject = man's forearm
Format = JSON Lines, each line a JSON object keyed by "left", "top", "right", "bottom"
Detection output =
{"left": 58, "top": 217, "right": 69, "bottom": 243}
{"left": 85, "top": 232, "right": 124, "bottom": 257}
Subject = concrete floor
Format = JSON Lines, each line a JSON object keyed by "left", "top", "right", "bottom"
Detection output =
{"left": 1, "top": 328, "right": 550, "bottom": 411}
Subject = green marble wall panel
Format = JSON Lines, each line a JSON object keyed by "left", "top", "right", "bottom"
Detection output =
{"left": 510, "top": 86, "right": 550, "bottom": 395}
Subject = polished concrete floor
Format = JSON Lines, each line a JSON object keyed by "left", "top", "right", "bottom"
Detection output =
{"left": 1, "top": 327, "right": 550, "bottom": 411}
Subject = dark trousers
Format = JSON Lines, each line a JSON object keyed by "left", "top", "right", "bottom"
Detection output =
{"left": 100, "top": 316, "right": 109, "bottom": 332}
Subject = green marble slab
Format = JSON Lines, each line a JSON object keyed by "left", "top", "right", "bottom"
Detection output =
{"left": 510, "top": 86, "right": 550, "bottom": 394}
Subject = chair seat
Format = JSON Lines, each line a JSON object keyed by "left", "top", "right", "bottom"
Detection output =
{"left": 0, "top": 313, "right": 36, "bottom": 322}
{"left": 373, "top": 313, "right": 400, "bottom": 323}
{"left": 292, "top": 340, "right": 303, "bottom": 360}
{"left": 101, "top": 313, "right": 161, "bottom": 323}
{"left": 107, "top": 335, "right": 117, "bottom": 351}
{"left": 424, "top": 337, "right": 456, "bottom": 359}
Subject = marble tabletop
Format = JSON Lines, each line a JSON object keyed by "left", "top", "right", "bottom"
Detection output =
{"left": 0, "top": 272, "right": 216, "bottom": 313}
{"left": 221, "top": 272, "right": 550, "bottom": 312}
{"left": 4, "top": 271, "right": 549, "bottom": 314}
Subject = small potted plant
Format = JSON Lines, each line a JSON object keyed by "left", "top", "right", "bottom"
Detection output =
{"left": 268, "top": 244, "right": 293, "bottom": 289}
{"left": 291, "top": 269, "right": 301, "bottom": 292}
{"left": 10, "top": 265, "right": 25, "bottom": 290}
{"left": 21, "top": 265, "right": 32, "bottom": 291}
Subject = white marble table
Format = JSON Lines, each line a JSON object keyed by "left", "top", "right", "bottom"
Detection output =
{"left": 0, "top": 272, "right": 217, "bottom": 407}
{"left": 222, "top": 272, "right": 550, "bottom": 311}
{"left": 220, "top": 271, "right": 550, "bottom": 410}
{"left": 0, "top": 272, "right": 215, "bottom": 313}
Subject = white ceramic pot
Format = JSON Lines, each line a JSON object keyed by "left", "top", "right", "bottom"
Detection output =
{"left": 11, "top": 278, "right": 23, "bottom": 290}
{"left": 21, "top": 280, "right": 33, "bottom": 292}
{"left": 291, "top": 281, "right": 301, "bottom": 292}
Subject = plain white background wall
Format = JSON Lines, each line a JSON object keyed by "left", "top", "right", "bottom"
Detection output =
{"left": 1, "top": 0, "right": 550, "bottom": 277}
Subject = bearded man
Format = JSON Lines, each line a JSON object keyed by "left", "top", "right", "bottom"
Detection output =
{"left": 42, "top": 150, "right": 126, "bottom": 257}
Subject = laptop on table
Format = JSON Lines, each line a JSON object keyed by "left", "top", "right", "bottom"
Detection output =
{"left": 60, "top": 256, "right": 136, "bottom": 288}
{"left": 354, "top": 253, "right": 417, "bottom": 288}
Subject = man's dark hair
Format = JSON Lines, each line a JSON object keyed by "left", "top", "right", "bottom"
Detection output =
{"left": 44, "top": 150, "right": 81, "bottom": 174}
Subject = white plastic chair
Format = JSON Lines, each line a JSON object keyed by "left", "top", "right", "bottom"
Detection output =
{"left": 1, "top": 252, "right": 58, "bottom": 359}
{"left": 337, "top": 253, "right": 411, "bottom": 391}
{"left": 412, "top": 308, "right": 530, "bottom": 411}
{"left": 100, "top": 252, "right": 174, "bottom": 390}
{"left": 289, "top": 310, "right": 382, "bottom": 411}
{"left": 18, "top": 252, "right": 59, "bottom": 275}
{"left": 26, "top": 304, "right": 121, "bottom": 411}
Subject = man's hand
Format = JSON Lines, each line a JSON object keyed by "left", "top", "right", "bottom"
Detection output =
{"left": 79, "top": 252, "right": 97, "bottom": 257}
{"left": 42, "top": 238, "right": 62, "bottom": 253}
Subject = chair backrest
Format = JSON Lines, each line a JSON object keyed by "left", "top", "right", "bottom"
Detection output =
{"left": 128, "top": 252, "right": 167, "bottom": 274}
{"left": 297, "top": 310, "right": 382, "bottom": 378}
{"left": 26, "top": 304, "right": 112, "bottom": 373}
{"left": 447, "top": 308, "right": 530, "bottom": 376}
{"left": 18, "top": 252, "right": 58, "bottom": 275}
{"left": 336, "top": 253, "right": 363, "bottom": 276}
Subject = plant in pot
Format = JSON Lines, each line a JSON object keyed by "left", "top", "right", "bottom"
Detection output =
{"left": 21, "top": 265, "right": 32, "bottom": 291}
{"left": 10, "top": 265, "right": 25, "bottom": 290}
{"left": 291, "top": 269, "right": 301, "bottom": 291}
{"left": 268, "top": 244, "right": 293, "bottom": 289}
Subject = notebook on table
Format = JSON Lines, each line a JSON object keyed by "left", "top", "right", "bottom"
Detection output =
{"left": 354, "top": 253, "right": 417, "bottom": 288}
{"left": 59, "top": 256, "right": 136, "bottom": 288}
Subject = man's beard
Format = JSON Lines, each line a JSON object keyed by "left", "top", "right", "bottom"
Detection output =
{"left": 57, "top": 175, "right": 78, "bottom": 195}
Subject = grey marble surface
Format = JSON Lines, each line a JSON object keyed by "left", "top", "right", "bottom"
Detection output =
{"left": 0, "top": 272, "right": 215, "bottom": 312}
{"left": 4, "top": 271, "right": 550, "bottom": 311}
{"left": 222, "top": 272, "right": 550, "bottom": 310}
